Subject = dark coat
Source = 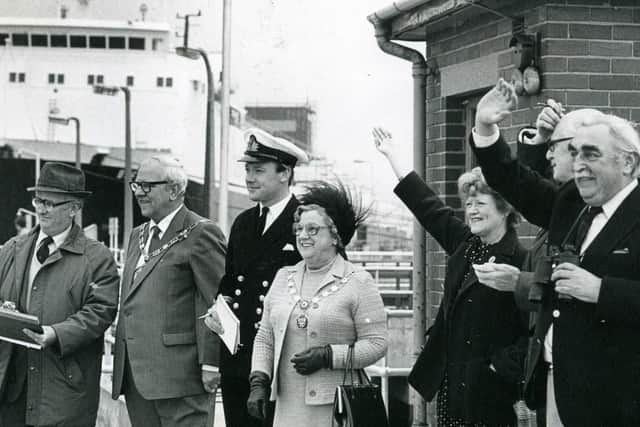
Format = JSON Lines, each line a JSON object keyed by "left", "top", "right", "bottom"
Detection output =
{"left": 472, "top": 134, "right": 640, "bottom": 426}
{"left": 219, "top": 196, "right": 302, "bottom": 379}
{"left": 0, "top": 224, "right": 119, "bottom": 426}
{"left": 112, "top": 206, "right": 227, "bottom": 400}
{"left": 396, "top": 172, "right": 528, "bottom": 426}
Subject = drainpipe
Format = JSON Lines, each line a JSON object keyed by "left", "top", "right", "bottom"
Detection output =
{"left": 368, "top": 18, "right": 429, "bottom": 427}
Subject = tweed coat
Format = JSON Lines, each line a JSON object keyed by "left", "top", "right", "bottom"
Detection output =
{"left": 111, "top": 206, "right": 226, "bottom": 400}
{"left": 472, "top": 133, "right": 640, "bottom": 426}
{"left": 396, "top": 172, "right": 528, "bottom": 425}
{"left": 0, "top": 224, "right": 119, "bottom": 426}
{"left": 218, "top": 196, "right": 302, "bottom": 379}
{"left": 251, "top": 255, "right": 388, "bottom": 405}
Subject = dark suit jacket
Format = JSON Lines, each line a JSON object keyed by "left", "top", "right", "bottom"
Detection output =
{"left": 218, "top": 196, "right": 301, "bottom": 379}
{"left": 112, "top": 206, "right": 226, "bottom": 400}
{"left": 397, "top": 172, "right": 528, "bottom": 425}
{"left": 472, "top": 134, "right": 640, "bottom": 426}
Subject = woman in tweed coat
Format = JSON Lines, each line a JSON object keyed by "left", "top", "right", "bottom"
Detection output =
{"left": 375, "top": 128, "right": 528, "bottom": 427}
{"left": 249, "top": 182, "right": 388, "bottom": 427}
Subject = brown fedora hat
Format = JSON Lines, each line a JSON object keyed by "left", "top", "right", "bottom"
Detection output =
{"left": 27, "top": 162, "right": 92, "bottom": 197}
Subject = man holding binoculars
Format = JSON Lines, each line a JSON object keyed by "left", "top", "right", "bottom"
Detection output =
{"left": 470, "top": 78, "right": 640, "bottom": 426}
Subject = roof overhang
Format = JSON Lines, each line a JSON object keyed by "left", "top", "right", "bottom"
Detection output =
{"left": 0, "top": 17, "right": 170, "bottom": 33}
{"left": 368, "top": 0, "right": 508, "bottom": 41}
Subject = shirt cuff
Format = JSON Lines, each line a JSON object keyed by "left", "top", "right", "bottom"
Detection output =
{"left": 202, "top": 364, "right": 219, "bottom": 373}
{"left": 472, "top": 126, "right": 500, "bottom": 147}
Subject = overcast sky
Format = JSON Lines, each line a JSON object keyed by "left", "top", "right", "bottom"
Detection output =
{"left": 226, "top": 0, "right": 417, "bottom": 203}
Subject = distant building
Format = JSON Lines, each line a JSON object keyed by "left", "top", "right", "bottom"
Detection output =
{"left": 245, "top": 104, "right": 315, "bottom": 153}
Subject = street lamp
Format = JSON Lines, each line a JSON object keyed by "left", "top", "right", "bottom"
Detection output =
{"left": 49, "top": 115, "right": 82, "bottom": 225}
{"left": 175, "top": 46, "right": 216, "bottom": 221}
{"left": 93, "top": 85, "right": 132, "bottom": 249}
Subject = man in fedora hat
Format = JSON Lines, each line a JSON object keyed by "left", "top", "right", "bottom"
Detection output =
{"left": 204, "top": 128, "right": 308, "bottom": 427}
{"left": 0, "top": 162, "right": 120, "bottom": 426}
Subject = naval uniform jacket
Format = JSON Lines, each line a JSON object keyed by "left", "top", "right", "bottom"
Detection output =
{"left": 0, "top": 224, "right": 119, "bottom": 426}
{"left": 472, "top": 133, "right": 640, "bottom": 426}
{"left": 397, "top": 172, "right": 528, "bottom": 425}
{"left": 219, "top": 196, "right": 302, "bottom": 379}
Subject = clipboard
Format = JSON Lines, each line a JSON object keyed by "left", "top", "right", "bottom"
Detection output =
{"left": 214, "top": 294, "right": 240, "bottom": 355}
{"left": 0, "top": 307, "right": 43, "bottom": 350}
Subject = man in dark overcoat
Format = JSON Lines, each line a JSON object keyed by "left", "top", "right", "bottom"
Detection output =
{"left": 205, "top": 128, "right": 308, "bottom": 427}
{"left": 0, "top": 162, "right": 120, "bottom": 426}
{"left": 471, "top": 79, "right": 640, "bottom": 426}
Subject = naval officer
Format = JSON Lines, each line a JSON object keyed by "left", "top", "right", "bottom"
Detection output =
{"left": 205, "top": 128, "right": 308, "bottom": 427}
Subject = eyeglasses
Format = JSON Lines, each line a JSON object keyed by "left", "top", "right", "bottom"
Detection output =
{"left": 547, "top": 136, "right": 573, "bottom": 153}
{"left": 129, "top": 181, "right": 168, "bottom": 194}
{"left": 32, "top": 197, "right": 75, "bottom": 211}
{"left": 293, "top": 223, "right": 329, "bottom": 236}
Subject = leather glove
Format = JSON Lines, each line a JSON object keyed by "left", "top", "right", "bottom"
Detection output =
{"left": 247, "top": 371, "right": 270, "bottom": 420}
{"left": 290, "top": 345, "right": 333, "bottom": 375}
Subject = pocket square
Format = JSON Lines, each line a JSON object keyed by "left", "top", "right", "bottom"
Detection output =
{"left": 282, "top": 243, "right": 295, "bottom": 251}
{"left": 612, "top": 248, "right": 630, "bottom": 254}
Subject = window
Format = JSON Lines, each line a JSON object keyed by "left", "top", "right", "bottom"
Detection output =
{"left": 128, "top": 37, "right": 145, "bottom": 50}
{"left": 18, "top": 72, "right": 25, "bottom": 83}
{"left": 126, "top": 75, "right": 134, "bottom": 87}
{"left": 70, "top": 35, "right": 87, "bottom": 48}
{"left": 165, "top": 77, "right": 173, "bottom": 87}
{"left": 48, "top": 73, "right": 55, "bottom": 84}
{"left": 156, "top": 77, "right": 164, "bottom": 87}
{"left": 9, "top": 72, "right": 16, "bottom": 82}
{"left": 87, "top": 75, "right": 94, "bottom": 85}
{"left": 12, "top": 33, "right": 28, "bottom": 46}
{"left": 89, "top": 36, "right": 106, "bottom": 48}
{"left": 50, "top": 34, "right": 67, "bottom": 47}
{"left": 57, "top": 74, "right": 64, "bottom": 84}
{"left": 109, "top": 36, "right": 125, "bottom": 49}
{"left": 0, "top": 33, "right": 8, "bottom": 45}
{"left": 96, "top": 74, "right": 104, "bottom": 84}
{"left": 30, "top": 34, "right": 48, "bottom": 47}
{"left": 151, "top": 38, "right": 164, "bottom": 51}
{"left": 87, "top": 74, "right": 104, "bottom": 85}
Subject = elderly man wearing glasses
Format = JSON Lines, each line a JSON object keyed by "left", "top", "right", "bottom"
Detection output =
{"left": 111, "top": 155, "right": 227, "bottom": 427}
{"left": 0, "top": 162, "right": 120, "bottom": 427}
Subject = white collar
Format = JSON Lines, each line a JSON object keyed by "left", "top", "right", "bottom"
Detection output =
{"left": 150, "top": 204, "right": 183, "bottom": 238}
{"left": 260, "top": 192, "right": 292, "bottom": 219}
{"left": 599, "top": 179, "right": 638, "bottom": 219}
{"left": 37, "top": 224, "right": 72, "bottom": 249}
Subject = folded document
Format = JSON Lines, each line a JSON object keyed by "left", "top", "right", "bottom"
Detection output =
{"left": 0, "top": 306, "right": 43, "bottom": 350}
{"left": 215, "top": 294, "right": 240, "bottom": 355}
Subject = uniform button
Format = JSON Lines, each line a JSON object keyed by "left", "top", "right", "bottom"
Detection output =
{"left": 460, "top": 382, "right": 466, "bottom": 388}
{"left": 29, "top": 366, "right": 35, "bottom": 371}
{"left": 465, "top": 340, "right": 471, "bottom": 345}
{"left": 68, "top": 375, "right": 73, "bottom": 379}
{"left": 467, "top": 298, "right": 472, "bottom": 303}
{"left": 256, "top": 308, "right": 262, "bottom": 315}
{"left": 254, "top": 322, "right": 260, "bottom": 330}
{"left": 552, "top": 309, "right": 560, "bottom": 318}
{"left": 235, "top": 289, "right": 241, "bottom": 296}
{"left": 309, "top": 390, "right": 316, "bottom": 397}
{"left": 310, "top": 332, "right": 317, "bottom": 338}
{"left": 259, "top": 295, "right": 265, "bottom": 302}
{"left": 237, "top": 275, "right": 245, "bottom": 282}
{"left": 600, "top": 319, "right": 606, "bottom": 324}
{"left": 32, "top": 286, "right": 37, "bottom": 291}
{"left": 233, "top": 302, "right": 239, "bottom": 310}
{"left": 262, "top": 281, "right": 269, "bottom": 288}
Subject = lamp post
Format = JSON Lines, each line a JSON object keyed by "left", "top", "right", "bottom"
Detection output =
{"left": 175, "top": 46, "right": 216, "bottom": 221}
{"left": 49, "top": 115, "right": 82, "bottom": 226}
{"left": 93, "top": 85, "right": 132, "bottom": 248}
{"left": 219, "top": 0, "right": 232, "bottom": 233}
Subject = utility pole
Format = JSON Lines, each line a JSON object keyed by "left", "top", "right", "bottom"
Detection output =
{"left": 219, "top": 0, "right": 232, "bottom": 233}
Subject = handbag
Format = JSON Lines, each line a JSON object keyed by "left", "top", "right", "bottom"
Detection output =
{"left": 332, "top": 344, "right": 389, "bottom": 427}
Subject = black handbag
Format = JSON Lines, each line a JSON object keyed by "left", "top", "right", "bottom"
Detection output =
{"left": 332, "top": 344, "right": 389, "bottom": 427}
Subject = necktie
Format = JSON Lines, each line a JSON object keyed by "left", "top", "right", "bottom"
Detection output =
{"left": 257, "top": 206, "right": 269, "bottom": 236}
{"left": 574, "top": 206, "right": 603, "bottom": 250}
{"left": 36, "top": 236, "right": 54, "bottom": 264}
{"left": 148, "top": 226, "right": 162, "bottom": 253}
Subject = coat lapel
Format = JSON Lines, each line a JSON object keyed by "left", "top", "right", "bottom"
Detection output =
{"left": 126, "top": 206, "right": 188, "bottom": 300}
{"left": 581, "top": 185, "right": 640, "bottom": 268}
{"left": 11, "top": 231, "right": 38, "bottom": 309}
{"left": 246, "top": 196, "right": 299, "bottom": 265}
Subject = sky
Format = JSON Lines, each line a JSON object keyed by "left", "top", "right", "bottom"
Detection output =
{"left": 226, "top": 0, "right": 417, "bottom": 204}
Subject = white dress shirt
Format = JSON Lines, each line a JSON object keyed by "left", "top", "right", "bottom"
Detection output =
{"left": 260, "top": 192, "right": 292, "bottom": 234}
